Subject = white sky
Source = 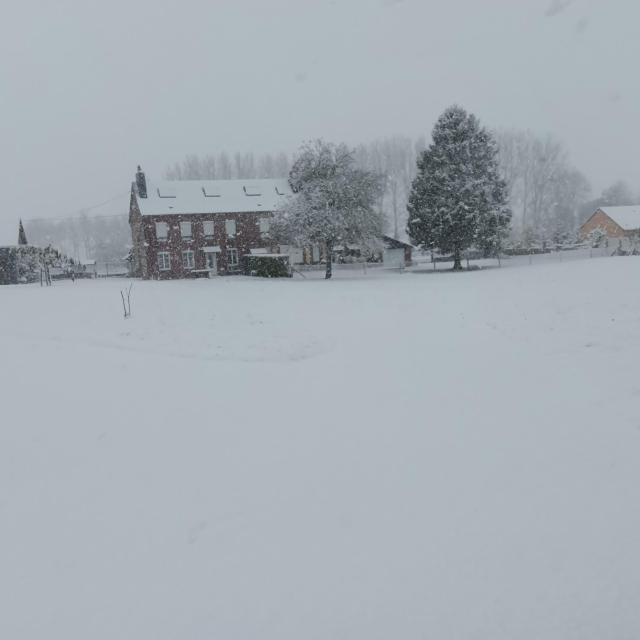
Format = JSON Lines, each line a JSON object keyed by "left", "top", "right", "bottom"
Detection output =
{"left": 0, "top": 0, "right": 638, "bottom": 243}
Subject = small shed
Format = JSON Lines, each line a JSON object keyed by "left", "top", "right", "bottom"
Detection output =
{"left": 81, "top": 259, "right": 98, "bottom": 278}
{"left": 382, "top": 235, "right": 413, "bottom": 268}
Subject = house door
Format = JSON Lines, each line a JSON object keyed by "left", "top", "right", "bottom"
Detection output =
{"left": 205, "top": 252, "right": 217, "bottom": 274}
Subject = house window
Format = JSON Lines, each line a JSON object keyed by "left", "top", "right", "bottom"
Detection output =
{"left": 182, "top": 250, "right": 195, "bottom": 269}
{"left": 203, "top": 221, "right": 214, "bottom": 238}
{"left": 180, "top": 221, "right": 192, "bottom": 239}
{"left": 155, "top": 222, "right": 169, "bottom": 240}
{"left": 225, "top": 219, "right": 236, "bottom": 237}
{"left": 259, "top": 217, "right": 270, "bottom": 235}
{"left": 227, "top": 248, "right": 239, "bottom": 267}
{"left": 158, "top": 251, "right": 171, "bottom": 271}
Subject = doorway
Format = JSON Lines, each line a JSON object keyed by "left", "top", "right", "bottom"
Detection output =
{"left": 205, "top": 252, "right": 217, "bottom": 274}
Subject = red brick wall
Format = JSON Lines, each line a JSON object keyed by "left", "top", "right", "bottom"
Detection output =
{"left": 128, "top": 191, "right": 147, "bottom": 278}
{"left": 133, "top": 211, "right": 273, "bottom": 279}
{"left": 580, "top": 209, "right": 626, "bottom": 239}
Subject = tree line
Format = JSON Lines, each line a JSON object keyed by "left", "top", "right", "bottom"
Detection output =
{"left": 26, "top": 113, "right": 638, "bottom": 267}
{"left": 164, "top": 140, "right": 428, "bottom": 243}
{"left": 273, "top": 106, "right": 510, "bottom": 276}
{"left": 496, "top": 130, "right": 639, "bottom": 248}
{"left": 164, "top": 151, "right": 291, "bottom": 181}
{"left": 25, "top": 213, "right": 130, "bottom": 264}
{"left": 273, "top": 104, "right": 640, "bottom": 277}
{"left": 169, "top": 137, "right": 637, "bottom": 249}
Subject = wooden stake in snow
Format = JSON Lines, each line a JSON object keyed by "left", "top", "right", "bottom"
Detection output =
{"left": 120, "top": 283, "right": 133, "bottom": 319}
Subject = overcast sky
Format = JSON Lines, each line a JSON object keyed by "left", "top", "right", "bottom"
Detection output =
{"left": 0, "top": 0, "right": 637, "bottom": 243}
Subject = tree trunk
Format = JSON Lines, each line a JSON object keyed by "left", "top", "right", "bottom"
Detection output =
{"left": 452, "top": 249, "right": 463, "bottom": 271}
{"left": 325, "top": 242, "right": 333, "bottom": 279}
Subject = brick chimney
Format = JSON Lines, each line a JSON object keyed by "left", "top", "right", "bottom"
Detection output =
{"left": 135, "top": 165, "right": 147, "bottom": 198}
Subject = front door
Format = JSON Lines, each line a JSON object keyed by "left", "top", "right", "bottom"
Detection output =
{"left": 205, "top": 252, "right": 217, "bottom": 274}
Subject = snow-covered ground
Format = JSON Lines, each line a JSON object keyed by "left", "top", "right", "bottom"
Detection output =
{"left": 1, "top": 257, "right": 639, "bottom": 639}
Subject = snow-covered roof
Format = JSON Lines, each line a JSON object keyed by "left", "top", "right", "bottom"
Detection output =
{"left": 134, "top": 178, "right": 292, "bottom": 216}
{"left": 382, "top": 235, "right": 414, "bottom": 249}
{"left": 599, "top": 206, "right": 640, "bottom": 231}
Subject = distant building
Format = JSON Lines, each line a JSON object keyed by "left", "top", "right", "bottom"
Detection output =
{"left": 331, "top": 235, "right": 413, "bottom": 268}
{"left": 381, "top": 235, "right": 413, "bottom": 267}
{"left": 579, "top": 206, "right": 640, "bottom": 247}
{"left": 128, "top": 166, "right": 292, "bottom": 279}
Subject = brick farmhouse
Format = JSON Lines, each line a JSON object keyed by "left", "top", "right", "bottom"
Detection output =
{"left": 129, "top": 167, "right": 292, "bottom": 279}
{"left": 579, "top": 206, "right": 640, "bottom": 248}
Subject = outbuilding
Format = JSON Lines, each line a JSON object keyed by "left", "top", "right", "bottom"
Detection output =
{"left": 579, "top": 206, "right": 640, "bottom": 248}
{"left": 382, "top": 235, "right": 413, "bottom": 268}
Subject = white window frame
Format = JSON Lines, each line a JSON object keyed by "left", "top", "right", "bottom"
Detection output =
{"left": 155, "top": 221, "right": 169, "bottom": 241}
{"left": 182, "top": 250, "right": 195, "bottom": 269}
{"left": 227, "top": 248, "right": 239, "bottom": 267}
{"left": 179, "top": 221, "right": 192, "bottom": 239}
{"left": 158, "top": 251, "right": 171, "bottom": 271}
{"left": 259, "top": 217, "right": 270, "bottom": 235}
{"left": 203, "top": 220, "right": 215, "bottom": 238}
{"left": 225, "top": 219, "right": 236, "bottom": 237}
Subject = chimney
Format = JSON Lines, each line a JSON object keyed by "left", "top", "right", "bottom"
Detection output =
{"left": 18, "top": 219, "right": 28, "bottom": 245}
{"left": 135, "top": 165, "right": 147, "bottom": 198}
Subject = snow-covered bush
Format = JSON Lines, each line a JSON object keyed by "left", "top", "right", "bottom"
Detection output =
{"left": 587, "top": 227, "right": 608, "bottom": 248}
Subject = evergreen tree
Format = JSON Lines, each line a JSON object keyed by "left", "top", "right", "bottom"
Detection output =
{"left": 407, "top": 106, "right": 511, "bottom": 269}
{"left": 18, "top": 220, "right": 28, "bottom": 245}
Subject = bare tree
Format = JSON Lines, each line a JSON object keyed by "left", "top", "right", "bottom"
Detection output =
{"left": 354, "top": 135, "right": 422, "bottom": 239}
{"left": 496, "top": 129, "right": 590, "bottom": 244}
{"left": 217, "top": 151, "right": 233, "bottom": 179}
{"left": 257, "top": 153, "right": 275, "bottom": 178}
{"left": 166, "top": 150, "right": 290, "bottom": 180}
{"left": 274, "top": 152, "right": 291, "bottom": 178}
{"left": 602, "top": 180, "right": 634, "bottom": 206}
{"left": 201, "top": 154, "right": 217, "bottom": 179}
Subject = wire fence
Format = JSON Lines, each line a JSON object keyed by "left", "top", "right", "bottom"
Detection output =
{"left": 293, "top": 246, "right": 615, "bottom": 277}
{"left": 60, "top": 248, "right": 620, "bottom": 281}
{"left": 79, "top": 261, "right": 131, "bottom": 278}
{"left": 410, "top": 246, "right": 615, "bottom": 272}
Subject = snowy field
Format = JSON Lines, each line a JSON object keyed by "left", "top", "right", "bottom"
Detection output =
{"left": 1, "top": 257, "right": 640, "bottom": 639}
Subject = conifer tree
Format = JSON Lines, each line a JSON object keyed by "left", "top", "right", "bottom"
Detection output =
{"left": 407, "top": 106, "right": 511, "bottom": 269}
{"left": 18, "top": 220, "right": 28, "bottom": 245}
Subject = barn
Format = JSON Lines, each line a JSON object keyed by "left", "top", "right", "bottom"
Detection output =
{"left": 579, "top": 206, "right": 640, "bottom": 248}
